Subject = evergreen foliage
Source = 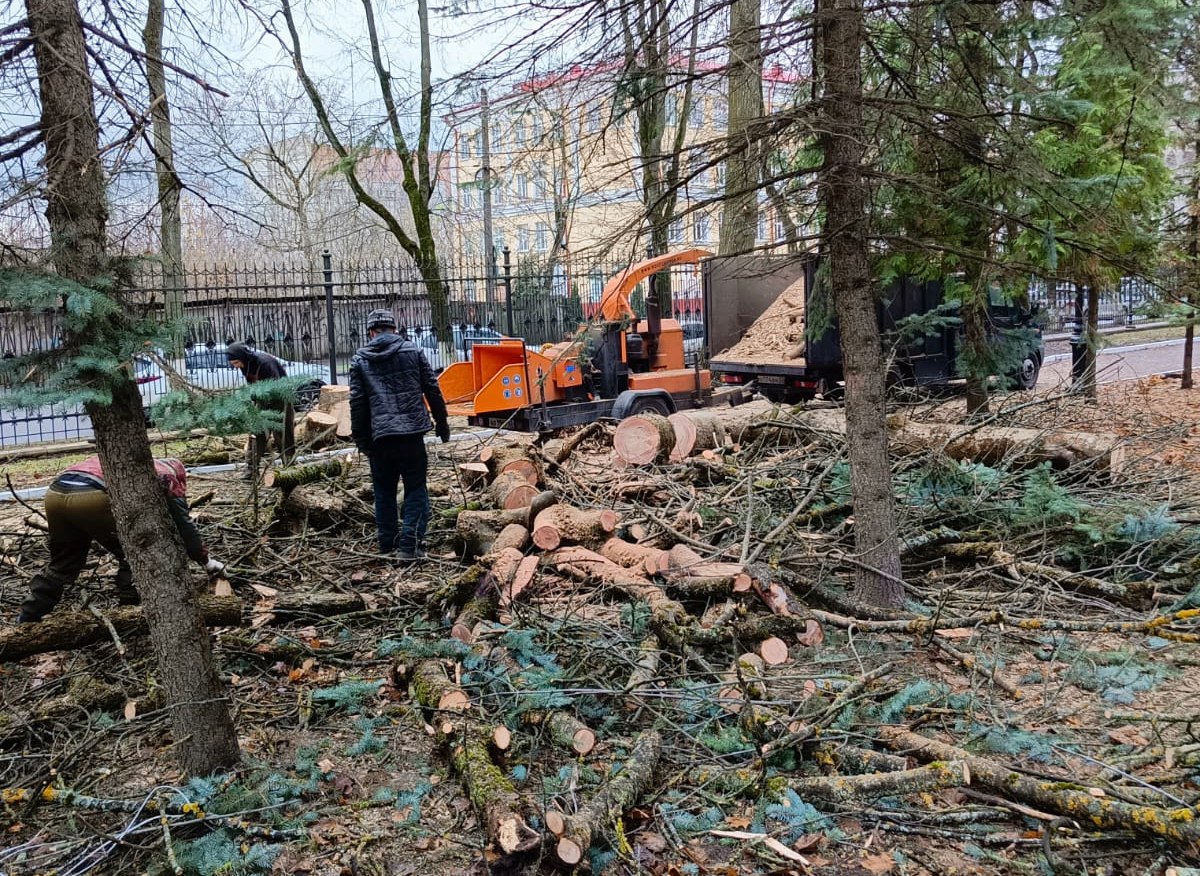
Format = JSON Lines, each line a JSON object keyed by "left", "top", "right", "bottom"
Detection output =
{"left": 878, "top": 679, "right": 945, "bottom": 725}
{"left": 1017, "top": 465, "right": 1088, "bottom": 525}
{"left": 763, "top": 788, "right": 834, "bottom": 841}
{"left": 345, "top": 717, "right": 385, "bottom": 756}
{"left": 311, "top": 679, "right": 383, "bottom": 715}
{"left": 171, "top": 829, "right": 280, "bottom": 876}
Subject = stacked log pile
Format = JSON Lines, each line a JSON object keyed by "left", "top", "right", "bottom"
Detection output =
{"left": 297, "top": 385, "right": 352, "bottom": 449}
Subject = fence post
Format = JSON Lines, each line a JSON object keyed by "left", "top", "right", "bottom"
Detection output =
{"left": 503, "top": 246, "right": 514, "bottom": 336}
{"left": 323, "top": 250, "right": 338, "bottom": 385}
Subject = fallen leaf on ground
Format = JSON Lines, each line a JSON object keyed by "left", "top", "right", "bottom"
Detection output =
{"left": 861, "top": 851, "right": 895, "bottom": 874}
{"left": 1108, "top": 725, "right": 1150, "bottom": 747}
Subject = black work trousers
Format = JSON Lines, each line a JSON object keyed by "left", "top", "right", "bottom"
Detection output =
{"left": 367, "top": 434, "right": 430, "bottom": 554}
{"left": 20, "top": 486, "right": 136, "bottom": 622}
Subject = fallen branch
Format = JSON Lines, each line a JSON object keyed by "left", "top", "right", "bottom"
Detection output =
{"left": 555, "top": 730, "right": 662, "bottom": 865}
{"left": 790, "top": 760, "right": 970, "bottom": 804}
{"left": 880, "top": 728, "right": 1200, "bottom": 847}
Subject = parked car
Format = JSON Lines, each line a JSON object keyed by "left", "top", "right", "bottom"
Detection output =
{"left": 680, "top": 321, "right": 705, "bottom": 365}
{"left": 415, "top": 324, "right": 510, "bottom": 371}
{"left": 135, "top": 344, "right": 329, "bottom": 414}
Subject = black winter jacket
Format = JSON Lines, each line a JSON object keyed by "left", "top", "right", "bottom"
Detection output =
{"left": 225, "top": 343, "right": 286, "bottom": 384}
{"left": 349, "top": 333, "right": 448, "bottom": 451}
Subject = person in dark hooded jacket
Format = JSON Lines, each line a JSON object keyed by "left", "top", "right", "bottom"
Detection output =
{"left": 225, "top": 342, "right": 295, "bottom": 468}
{"left": 17, "top": 457, "right": 224, "bottom": 623}
{"left": 349, "top": 310, "right": 450, "bottom": 559}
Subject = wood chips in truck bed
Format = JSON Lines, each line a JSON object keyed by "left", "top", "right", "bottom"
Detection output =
{"left": 715, "top": 275, "right": 807, "bottom": 365}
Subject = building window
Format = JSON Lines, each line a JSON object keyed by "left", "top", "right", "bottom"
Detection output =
{"left": 668, "top": 218, "right": 683, "bottom": 243}
{"left": 518, "top": 225, "right": 530, "bottom": 251}
{"left": 690, "top": 97, "right": 704, "bottom": 128}
{"left": 532, "top": 112, "right": 544, "bottom": 141}
{"left": 689, "top": 152, "right": 705, "bottom": 186}
{"left": 494, "top": 229, "right": 506, "bottom": 253}
{"left": 694, "top": 213, "right": 710, "bottom": 243}
{"left": 460, "top": 131, "right": 473, "bottom": 158}
{"left": 715, "top": 162, "right": 725, "bottom": 187}
{"left": 465, "top": 277, "right": 478, "bottom": 301}
{"left": 533, "top": 162, "right": 547, "bottom": 199}
{"left": 712, "top": 98, "right": 727, "bottom": 127}
{"left": 587, "top": 104, "right": 601, "bottom": 133}
{"left": 757, "top": 211, "right": 767, "bottom": 241}
{"left": 774, "top": 214, "right": 787, "bottom": 242}
{"left": 516, "top": 174, "right": 529, "bottom": 200}
{"left": 491, "top": 123, "right": 503, "bottom": 152}
{"left": 515, "top": 119, "right": 526, "bottom": 146}
{"left": 535, "top": 222, "right": 549, "bottom": 251}
{"left": 665, "top": 94, "right": 677, "bottom": 125}
{"left": 493, "top": 178, "right": 506, "bottom": 207}
{"left": 460, "top": 187, "right": 472, "bottom": 209}
{"left": 473, "top": 132, "right": 482, "bottom": 156}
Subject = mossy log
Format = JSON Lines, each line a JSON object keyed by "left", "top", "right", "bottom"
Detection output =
{"left": 881, "top": 728, "right": 1200, "bottom": 846}
{"left": 263, "top": 459, "right": 348, "bottom": 492}
{"left": 790, "top": 760, "right": 970, "bottom": 804}
{"left": 269, "top": 592, "right": 373, "bottom": 620}
{"left": 810, "top": 742, "right": 911, "bottom": 775}
{"left": 410, "top": 659, "right": 539, "bottom": 855}
{"left": 613, "top": 412, "right": 676, "bottom": 465}
{"left": 556, "top": 730, "right": 663, "bottom": 865}
{"left": 456, "top": 507, "right": 530, "bottom": 558}
{"left": 531, "top": 505, "right": 619, "bottom": 550}
{"left": 0, "top": 596, "right": 241, "bottom": 661}
{"left": 521, "top": 710, "right": 596, "bottom": 755}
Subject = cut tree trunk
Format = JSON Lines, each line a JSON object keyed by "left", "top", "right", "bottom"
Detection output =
{"left": 480, "top": 444, "right": 542, "bottom": 484}
{"left": 551, "top": 547, "right": 687, "bottom": 628}
{"left": 457, "top": 462, "right": 490, "bottom": 490}
{"left": 0, "top": 596, "right": 241, "bottom": 662}
{"left": 668, "top": 411, "right": 727, "bottom": 462}
{"left": 556, "top": 730, "right": 662, "bottom": 865}
{"left": 316, "top": 385, "right": 352, "bottom": 438}
{"left": 278, "top": 484, "right": 351, "bottom": 529}
{"left": 489, "top": 472, "right": 539, "bottom": 510}
{"left": 613, "top": 412, "right": 676, "bottom": 465}
{"left": 531, "top": 505, "right": 620, "bottom": 550}
{"left": 489, "top": 523, "right": 530, "bottom": 555}
{"left": 881, "top": 728, "right": 1200, "bottom": 846}
{"left": 599, "top": 538, "right": 668, "bottom": 576}
{"left": 456, "top": 507, "right": 530, "bottom": 558}
{"left": 789, "top": 409, "right": 1123, "bottom": 478}
{"left": 410, "top": 660, "right": 539, "bottom": 855}
{"left": 521, "top": 710, "right": 597, "bottom": 755}
{"left": 264, "top": 459, "right": 347, "bottom": 492}
{"left": 299, "top": 411, "right": 339, "bottom": 449}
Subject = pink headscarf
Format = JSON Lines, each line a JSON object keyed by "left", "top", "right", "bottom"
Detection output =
{"left": 65, "top": 456, "right": 188, "bottom": 499}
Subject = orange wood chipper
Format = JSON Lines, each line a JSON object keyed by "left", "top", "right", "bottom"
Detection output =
{"left": 438, "top": 249, "right": 717, "bottom": 431}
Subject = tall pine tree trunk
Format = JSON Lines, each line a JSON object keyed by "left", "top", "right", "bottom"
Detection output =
{"left": 1082, "top": 281, "right": 1099, "bottom": 400}
{"left": 26, "top": 0, "right": 239, "bottom": 776}
{"left": 1184, "top": 135, "right": 1198, "bottom": 390}
{"left": 818, "top": 0, "right": 903, "bottom": 608}
{"left": 719, "top": 0, "right": 763, "bottom": 256}
{"left": 143, "top": 0, "right": 184, "bottom": 360}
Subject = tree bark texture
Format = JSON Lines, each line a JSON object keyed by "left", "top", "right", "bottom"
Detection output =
{"left": 142, "top": 0, "right": 184, "bottom": 357}
{"left": 817, "top": 0, "right": 904, "bottom": 607}
{"left": 718, "top": 0, "right": 764, "bottom": 256}
{"left": 27, "top": 0, "right": 240, "bottom": 776}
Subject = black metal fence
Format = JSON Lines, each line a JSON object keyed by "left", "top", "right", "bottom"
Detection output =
{"left": 1, "top": 251, "right": 707, "bottom": 447}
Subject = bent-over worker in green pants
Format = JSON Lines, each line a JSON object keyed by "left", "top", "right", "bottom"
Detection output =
{"left": 17, "top": 456, "right": 225, "bottom": 624}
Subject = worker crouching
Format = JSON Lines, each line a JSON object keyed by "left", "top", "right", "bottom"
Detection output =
{"left": 17, "top": 457, "right": 224, "bottom": 624}
{"left": 350, "top": 310, "right": 451, "bottom": 561}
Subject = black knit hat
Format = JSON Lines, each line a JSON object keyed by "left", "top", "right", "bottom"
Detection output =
{"left": 366, "top": 309, "right": 397, "bottom": 332}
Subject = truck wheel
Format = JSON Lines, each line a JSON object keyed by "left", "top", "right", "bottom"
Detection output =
{"left": 759, "top": 387, "right": 787, "bottom": 403}
{"left": 1012, "top": 355, "right": 1040, "bottom": 391}
{"left": 627, "top": 395, "right": 673, "bottom": 417}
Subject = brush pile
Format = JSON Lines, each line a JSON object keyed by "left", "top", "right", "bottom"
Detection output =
{"left": 2, "top": 395, "right": 1199, "bottom": 875}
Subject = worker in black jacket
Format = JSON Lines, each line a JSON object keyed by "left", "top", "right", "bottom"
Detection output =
{"left": 349, "top": 310, "right": 450, "bottom": 560}
{"left": 225, "top": 342, "right": 295, "bottom": 469}
{"left": 18, "top": 457, "right": 224, "bottom": 623}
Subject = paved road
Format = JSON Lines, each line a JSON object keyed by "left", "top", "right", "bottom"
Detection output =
{"left": 1039, "top": 337, "right": 1196, "bottom": 390}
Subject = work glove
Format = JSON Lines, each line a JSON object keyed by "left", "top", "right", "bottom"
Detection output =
{"left": 205, "top": 558, "right": 227, "bottom": 577}
{"left": 436, "top": 421, "right": 451, "bottom": 444}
